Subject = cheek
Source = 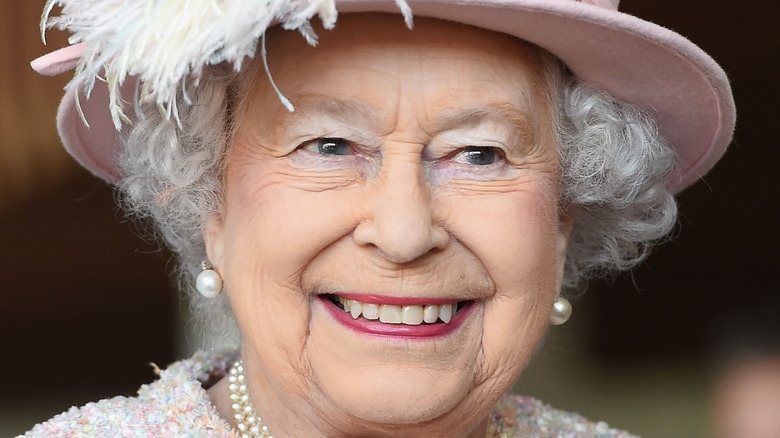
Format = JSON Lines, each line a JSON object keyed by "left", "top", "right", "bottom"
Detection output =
{"left": 223, "top": 158, "right": 364, "bottom": 277}
{"left": 220, "top": 235, "right": 310, "bottom": 362}
{"left": 442, "top": 183, "right": 560, "bottom": 385}
{"left": 443, "top": 182, "right": 561, "bottom": 285}
{"left": 219, "top": 160, "right": 368, "bottom": 373}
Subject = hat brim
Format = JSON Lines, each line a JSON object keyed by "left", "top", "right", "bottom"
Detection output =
{"left": 53, "top": 0, "right": 735, "bottom": 192}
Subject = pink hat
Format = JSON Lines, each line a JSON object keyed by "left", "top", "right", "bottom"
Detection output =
{"left": 32, "top": 0, "right": 735, "bottom": 192}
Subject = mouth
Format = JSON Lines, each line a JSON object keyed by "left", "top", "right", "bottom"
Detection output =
{"left": 319, "top": 293, "right": 475, "bottom": 338}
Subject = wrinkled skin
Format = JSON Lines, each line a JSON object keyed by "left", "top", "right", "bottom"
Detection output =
{"left": 206, "top": 14, "right": 574, "bottom": 438}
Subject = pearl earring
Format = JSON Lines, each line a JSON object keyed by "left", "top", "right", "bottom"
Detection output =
{"left": 550, "top": 296, "right": 572, "bottom": 325}
{"left": 196, "top": 261, "right": 223, "bottom": 298}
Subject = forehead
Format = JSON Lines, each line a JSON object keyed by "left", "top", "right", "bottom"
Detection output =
{"left": 240, "top": 14, "right": 554, "bottom": 133}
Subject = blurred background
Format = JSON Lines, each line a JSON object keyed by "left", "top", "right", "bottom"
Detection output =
{"left": 1, "top": 1, "right": 778, "bottom": 437}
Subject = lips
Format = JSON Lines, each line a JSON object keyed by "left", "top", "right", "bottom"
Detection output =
{"left": 319, "top": 293, "right": 474, "bottom": 338}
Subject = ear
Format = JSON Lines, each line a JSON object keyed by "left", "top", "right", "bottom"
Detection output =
{"left": 555, "top": 204, "right": 577, "bottom": 292}
{"left": 202, "top": 215, "right": 226, "bottom": 269}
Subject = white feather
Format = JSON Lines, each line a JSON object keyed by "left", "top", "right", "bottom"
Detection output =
{"left": 41, "top": 0, "right": 411, "bottom": 129}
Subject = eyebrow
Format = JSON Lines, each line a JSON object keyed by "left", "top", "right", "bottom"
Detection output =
{"left": 272, "top": 95, "right": 385, "bottom": 135}
{"left": 273, "top": 96, "right": 536, "bottom": 146}
{"left": 432, "top": 104, "right": 536, "bottom": 146}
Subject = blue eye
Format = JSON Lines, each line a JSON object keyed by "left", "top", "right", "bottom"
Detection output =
{"left": 317, "top": 138, "right": 351, "bottom": 155}
{"left": 457, "top": 146, "right": 498, "bottom": 165}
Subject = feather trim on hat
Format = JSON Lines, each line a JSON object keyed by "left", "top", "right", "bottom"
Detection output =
{"left": 41, "top": 0, "right": 413, "bottom": 130}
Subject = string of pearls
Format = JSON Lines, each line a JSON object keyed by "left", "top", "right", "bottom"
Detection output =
{"left": 229, "top": 359, "right": 273, "bottom": 438}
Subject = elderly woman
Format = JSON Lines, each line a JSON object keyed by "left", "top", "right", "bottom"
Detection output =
{"left": 24, "top": 0, "right": 733, "bottom": 436}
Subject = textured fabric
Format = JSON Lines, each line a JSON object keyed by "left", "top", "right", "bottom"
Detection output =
{"left": 487, "top": 395, "right": 639, "bottom": 438}
{"left": 19, "top": 351, "right": 238, "bottom": 438}
{"left": 20, "top": 351, "right": 638, "bottom": 438}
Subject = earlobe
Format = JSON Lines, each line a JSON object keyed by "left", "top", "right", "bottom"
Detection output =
{"left": 557, "top": 203, "right": 576, "bottom": 249}
{"left": 202, "top": 215, "right": 226, "bottom": 268}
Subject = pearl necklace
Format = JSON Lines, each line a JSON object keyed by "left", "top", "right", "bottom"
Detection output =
{"left": 229, "top": 359, "right": 273, "bottom": 438}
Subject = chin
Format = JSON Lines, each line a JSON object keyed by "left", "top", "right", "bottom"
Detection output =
{"left": 319, "top": 364, "right": 475, "bottom": 425}
{"left": 304, "top": 301, "right": 487, "bottom": 426}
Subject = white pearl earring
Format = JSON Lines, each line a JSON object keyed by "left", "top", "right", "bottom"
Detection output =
{"left": 550, "top": 296, "right": 572, "bottom": 325}
{"left": 196, "top": 261, "right": 223, "bottom": 298}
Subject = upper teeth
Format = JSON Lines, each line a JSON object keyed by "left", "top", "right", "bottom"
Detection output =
{"left": 337, "top": 296, "right": 455, "bottom": 325}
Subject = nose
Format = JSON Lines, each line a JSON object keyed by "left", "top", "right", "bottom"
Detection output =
{"left": 353, "top": 152, "right": 449, "bottom": 264}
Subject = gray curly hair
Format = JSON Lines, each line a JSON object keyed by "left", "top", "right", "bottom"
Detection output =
{"left": 117, "top": 44, "right": 677, "bottom": 349}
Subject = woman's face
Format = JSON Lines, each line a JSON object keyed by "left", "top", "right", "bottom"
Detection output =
{"left": 205, "top": 15, "right": 573, "bottom": 436}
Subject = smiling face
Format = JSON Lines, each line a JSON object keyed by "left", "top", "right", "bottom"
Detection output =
{"left": 204, "top": 14, "right": 572, "bottom": 437}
